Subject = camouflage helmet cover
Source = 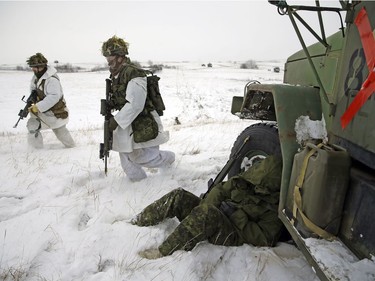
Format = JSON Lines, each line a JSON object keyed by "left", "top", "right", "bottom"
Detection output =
{"left": 27, "top": 53, "right": 48, "bottom": 67}
{"left": 101, "top": 35, "right": 129, "bottom": 57}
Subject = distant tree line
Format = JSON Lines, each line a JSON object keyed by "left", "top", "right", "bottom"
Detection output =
{"left": 2, "top": 61, "right": 261, "bottom": 72}
{"left": 55, "top": 63, "right": 84, "bottom": 73}
{"left": 3, "top": 63, "right": 83, "bottom": 72}
{"left": 90, "top": 60, "right": 165, "bottom": 73}
{"left": 240, "top": 60, "right": 258, "bottom": 69}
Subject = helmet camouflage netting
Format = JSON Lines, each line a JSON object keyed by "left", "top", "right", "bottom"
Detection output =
{"left": 26, "top": 53, "right": 48, "bottom": 67}
{"left": 101, "top": 35, "right": 129, "bottom": 57}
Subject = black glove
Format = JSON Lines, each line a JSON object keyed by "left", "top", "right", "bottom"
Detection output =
{"left": 108, "top": 117, "right": 118, "bottom": 132}
{"left": 219, "top": 201, "right": 237, "bottom": 217}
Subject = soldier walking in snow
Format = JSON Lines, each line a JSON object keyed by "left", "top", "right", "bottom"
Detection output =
{"left": 132, "top": 155, "right": 284, "bottom": 259}
{"left": 101, "top": 36, "right": 175, "bottom": 181}
{"left": 26, "top": 53, "right": 75, "bottom": 149}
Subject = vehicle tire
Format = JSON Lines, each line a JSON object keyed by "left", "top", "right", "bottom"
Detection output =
{"left": 227, "top": 122, "right": 281, "bottom": 178}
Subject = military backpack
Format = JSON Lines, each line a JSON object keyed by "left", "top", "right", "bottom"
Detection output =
{"left": 145, "top": 70, "right": 166, "bottom": 116}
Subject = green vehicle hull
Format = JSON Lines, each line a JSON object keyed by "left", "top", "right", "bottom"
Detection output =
{"left": 231, "top": 1, "right": 375, "bottom": 280}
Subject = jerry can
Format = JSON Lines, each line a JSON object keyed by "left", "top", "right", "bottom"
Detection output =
{"left": 286, "top": 142, "right": 351, "bottom": 238}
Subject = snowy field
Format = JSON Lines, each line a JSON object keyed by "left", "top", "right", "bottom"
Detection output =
{"left": 0, "top": 61, "right": 365, "bottom": 281}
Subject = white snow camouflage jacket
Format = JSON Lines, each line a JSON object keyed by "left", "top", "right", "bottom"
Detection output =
{"left": 29, "top": 66, "right": 69, "bottom": 129}
{"left": 112, "top": 76, "right": 169, "bottom": 153}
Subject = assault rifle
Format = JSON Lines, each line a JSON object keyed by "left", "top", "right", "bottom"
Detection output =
{"left": 202, "top": 136, "right": 249, "bottom": 199}
{"left": 13, "top": 90, "right": 38, "bottom": 128}
{"left": 99, "top": 79, "right": 113, "bottom": 175}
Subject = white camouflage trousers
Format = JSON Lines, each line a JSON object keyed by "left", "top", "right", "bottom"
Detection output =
{"left": 119, "top": 146, "right": 175, "bottom": 181}
{"left": 27, "top": 121, "right": 75, "bottom": 149}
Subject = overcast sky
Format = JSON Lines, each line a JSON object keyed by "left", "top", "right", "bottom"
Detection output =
{"left": 0, "top": 1, "right": 345, "bottom": 65}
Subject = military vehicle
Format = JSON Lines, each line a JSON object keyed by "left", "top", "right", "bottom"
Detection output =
{"left": 229, "top": 1, "right": 375, "bottom": 280}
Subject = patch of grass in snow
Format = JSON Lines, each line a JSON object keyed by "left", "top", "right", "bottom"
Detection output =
{"left": 0, "top": 266, "right": 27, "bottom": 281}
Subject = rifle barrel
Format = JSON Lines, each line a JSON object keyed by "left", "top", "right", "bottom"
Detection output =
{"left": 202, "top": 136, "right": 250, "bottom": 198}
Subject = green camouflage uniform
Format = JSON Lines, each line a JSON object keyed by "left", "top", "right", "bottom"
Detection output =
{"left": 133, "top": 155, "right": 284, "bottom": 256}
{"left": 109, "top": 60, "right": 146, "bottom": 111}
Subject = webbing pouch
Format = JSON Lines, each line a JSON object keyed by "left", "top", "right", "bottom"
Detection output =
{"left": 131, "top": 111, "right": 158, "bottom": 143}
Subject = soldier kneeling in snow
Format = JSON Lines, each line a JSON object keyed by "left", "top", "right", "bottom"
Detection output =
{"left": 132, "top": 155, "right": 284, "bottom": 259}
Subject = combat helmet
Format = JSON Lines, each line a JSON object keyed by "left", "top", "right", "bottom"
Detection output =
{"left": 101, "top": 35, "right": 129, "bottom": 57}
{"left": 26, "top": 53, "right": 48, "bottom": 67}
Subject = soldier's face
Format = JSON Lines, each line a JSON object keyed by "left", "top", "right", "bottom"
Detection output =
{"left": 106, "top": 56, "right": 116, "bottom": 67}
{"left": 31, "top": 66, "right": 44, "bottom": 74}
{"left": 106, "top": 56, "right": 124, "bottom": 75}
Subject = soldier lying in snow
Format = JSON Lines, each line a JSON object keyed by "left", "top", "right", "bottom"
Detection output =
{"left": 131, "top": 155, "right": 284, "bottom": 259}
